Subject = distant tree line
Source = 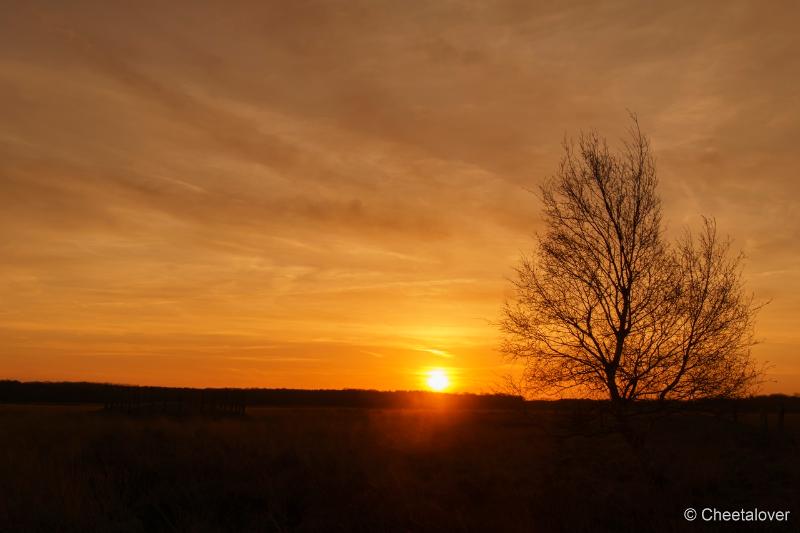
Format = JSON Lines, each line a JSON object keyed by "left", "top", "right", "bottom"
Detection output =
{"left": 0, "top": 380, "right": 525, "bottom": 410}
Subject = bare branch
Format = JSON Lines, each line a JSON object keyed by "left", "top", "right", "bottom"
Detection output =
{"left": 500, "top": 118, "right": 763, "bottom": 402}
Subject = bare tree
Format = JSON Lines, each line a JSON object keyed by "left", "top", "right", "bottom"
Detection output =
{"left": 500, "top": 118, "right": 762, "bottom": 402}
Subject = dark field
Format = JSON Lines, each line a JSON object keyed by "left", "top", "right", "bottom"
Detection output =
{"left": 1, "top": 404, "right": 798, "bottom": 532}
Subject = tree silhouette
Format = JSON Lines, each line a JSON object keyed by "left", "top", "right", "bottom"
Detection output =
{"left": 500, "top": 118, "right": 762, "bottom": 402}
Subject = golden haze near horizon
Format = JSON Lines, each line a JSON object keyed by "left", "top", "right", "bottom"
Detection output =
{"left": 1, "top": 1, "right": 799, "bottom": 394}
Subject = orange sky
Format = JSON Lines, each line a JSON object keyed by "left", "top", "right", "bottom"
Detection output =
{"left": 1, "top": 1, "right": 799, "bottom": 393}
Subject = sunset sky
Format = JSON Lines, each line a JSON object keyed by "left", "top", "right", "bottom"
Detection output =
{"left": 1, "top": 1, "right": 798, "bottom": 393}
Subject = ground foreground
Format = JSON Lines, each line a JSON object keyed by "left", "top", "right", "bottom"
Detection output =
{"left": 0, "top": 404, "right": 797, "bottom": 532}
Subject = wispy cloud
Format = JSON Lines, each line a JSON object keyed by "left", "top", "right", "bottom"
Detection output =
{"left": 0, "top": 0, "right": 798, "bottom": 392}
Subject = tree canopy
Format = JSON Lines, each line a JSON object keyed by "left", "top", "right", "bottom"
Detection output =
{"left": 501, "top": 119, "right": 762, "bottom": 402}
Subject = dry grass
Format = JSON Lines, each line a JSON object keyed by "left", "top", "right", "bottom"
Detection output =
{"left": 0, "top": 405, "right": 797, "bottom": 532}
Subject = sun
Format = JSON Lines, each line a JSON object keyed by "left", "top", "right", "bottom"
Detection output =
{"left": 426, "top": 369, "right": 450, "bottom": 392}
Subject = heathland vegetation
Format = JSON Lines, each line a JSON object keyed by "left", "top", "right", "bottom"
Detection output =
{"left": 1, "top": 381, "right": 798, "bottom": 531}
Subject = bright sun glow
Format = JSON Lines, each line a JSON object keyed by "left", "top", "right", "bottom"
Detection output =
{"left": 426, "top": 369, "right": 450, "bottom": 392}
